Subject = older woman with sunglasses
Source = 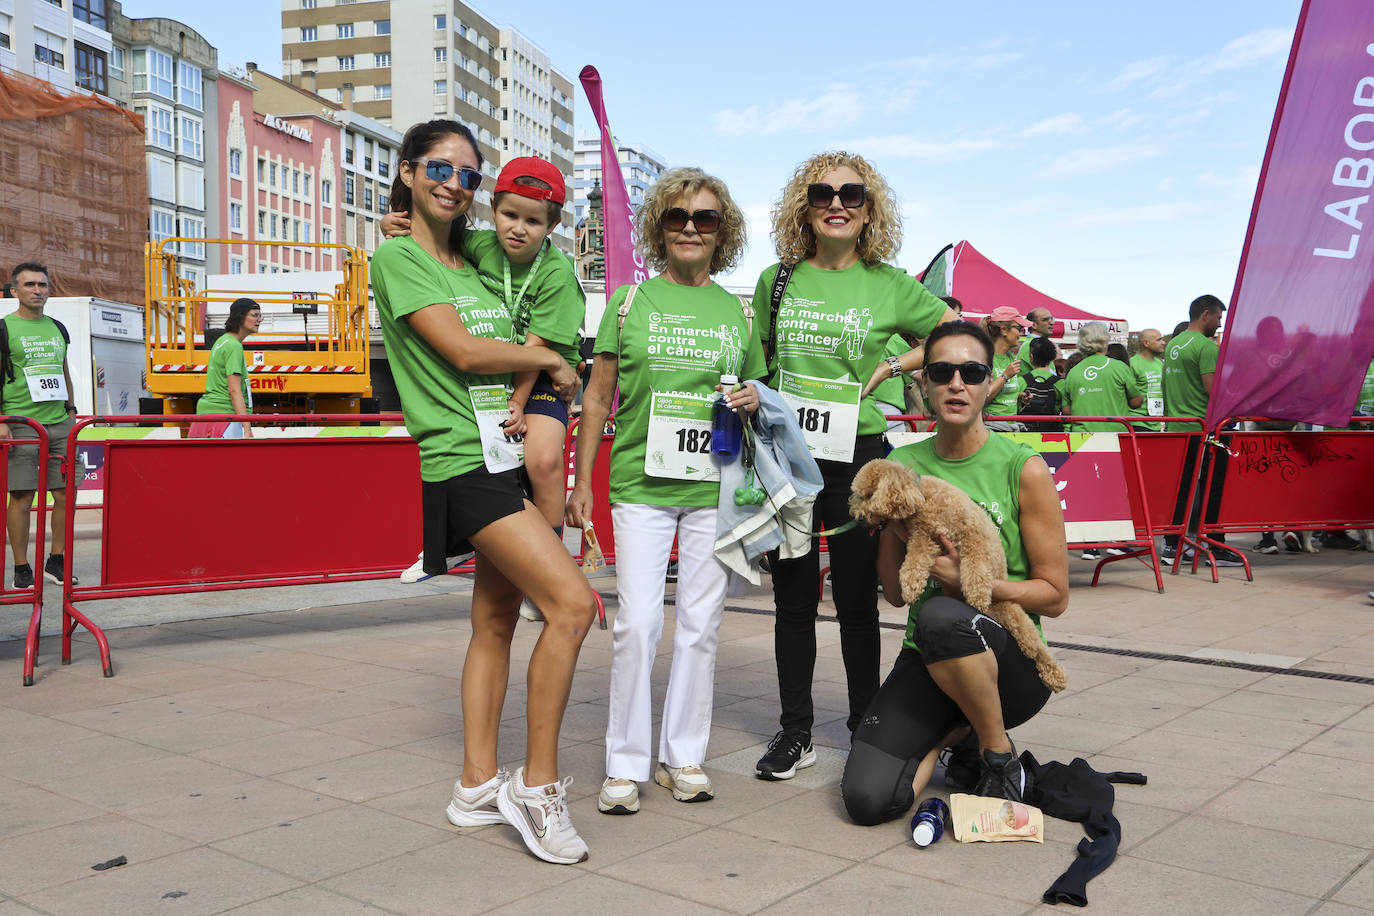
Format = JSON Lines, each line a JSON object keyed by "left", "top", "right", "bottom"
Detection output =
{"left": 752, "top": 152, "right": 959, "bottom": 781}
{"left": 371, "top": 120, "right": 596, "bottom": 866}
{"left": 842, "top": 320, "right": 1068, "bottom": 825}
{"left": 567, "top": 167, "right": 765, "bottom": 814}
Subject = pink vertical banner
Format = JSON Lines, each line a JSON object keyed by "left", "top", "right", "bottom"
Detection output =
{"left": 579, "top": 66, "right": 647, "bottom": 296}
{"left": 1208, "top": 0, "right": 1374, "bottom": 429}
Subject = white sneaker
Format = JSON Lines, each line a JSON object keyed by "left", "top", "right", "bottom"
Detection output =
{"left": 445, "top": 771, "right": 508, "bottom": 826}
{"left": 597, "top": 777, "right": 639, "bottom": 815}
{"left": 400, "top": 550, "right": 473, "bottom": 583}
{"left": 519, "top": 598, "right": 545, "bottom": 622}
{"left": 496, "top": 767, "right": 589, "bottom": 865}
{"left": 654, "top": 763, "right": 713, "bottom": 802}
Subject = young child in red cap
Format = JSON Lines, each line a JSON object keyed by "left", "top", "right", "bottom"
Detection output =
{"left": 384, "top": 157, "right": 585, "bottom": 610}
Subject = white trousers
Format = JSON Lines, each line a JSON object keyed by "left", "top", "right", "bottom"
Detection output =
{"left": 606, "top": 502, "right": 728, "bottom": 781}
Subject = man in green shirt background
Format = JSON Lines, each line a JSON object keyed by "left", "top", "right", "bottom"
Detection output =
{"left": 1015, "top": 306, "right": 1054, "bottom": 370}
{"left": 0, "top": 262, "right": 79, "bottom": 589}
{"left": 1129, "top": 327, "right": 1165, "bottom": 431}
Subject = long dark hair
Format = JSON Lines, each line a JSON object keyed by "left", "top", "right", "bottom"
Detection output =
{"left": 389, "top": 119, "right": 483, "bottom": 253}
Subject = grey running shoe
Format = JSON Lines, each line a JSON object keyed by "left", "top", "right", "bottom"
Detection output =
{"left": 497, "top": 767, "right": 589, "bottom": 865}
{"left": 445, "top": 770, "right": 508, "bottom": 827}
{"left": 755, "top": 729, "right": 817, "bottom": 781}
{"left": 654, "top": 763, "right": 713, "bottom": 802}
{"left": 597, "top": 777, "right": 639, "bottom": 815}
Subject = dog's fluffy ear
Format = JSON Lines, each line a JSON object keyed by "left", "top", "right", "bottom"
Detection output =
{"left": 849, "top": 459, "right": 924, "bottom": 521}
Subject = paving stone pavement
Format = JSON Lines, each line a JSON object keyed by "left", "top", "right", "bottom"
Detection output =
{"left": 1, "top": 544, "right": 1371, "bottom": 914}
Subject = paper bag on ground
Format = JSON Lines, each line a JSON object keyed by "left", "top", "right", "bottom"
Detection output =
{"left": 950, "top": 793, "right": 1044, "bottom": 843}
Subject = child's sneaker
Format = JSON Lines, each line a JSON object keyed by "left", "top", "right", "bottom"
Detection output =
{"left": 400, "top": 549, "right": 473, "bottom": 583}
{"left": 497, "top": 767, "right": 589, "bottom": 864}
{"left": 445, "top": 771, "right": 509, "bottom": 827}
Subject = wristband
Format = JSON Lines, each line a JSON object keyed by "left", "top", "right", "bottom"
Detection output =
{"left": 886, "top": 355, "right": 903, "bottom": 378}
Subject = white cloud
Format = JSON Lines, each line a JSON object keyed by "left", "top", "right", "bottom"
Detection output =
{"left": 838, "top": 134, "right": 1004, "bottom": 160}
{"left": 1021, "top": 113, "right": 1084, "bottom": 137}
{"left": 1071, "top": 202, "right": 1196, "bottom": 225}
{"left": 712, "top": 87, "right": 865, "bottom": 137}
{"left": 1195, "top": 165, "right": 1260, "bottom": 195}
{"left": 1100, "top": 108, "right": 1149, "bottom": 131}
{"left": 1204, "top": 27, "right": 1293, "bottom": 73}
{"left": 1106, "top": 56, "right": 1169, "bottom": 92}
{"left": 1042, "top": 143, "right": 1166, "bottom": 177}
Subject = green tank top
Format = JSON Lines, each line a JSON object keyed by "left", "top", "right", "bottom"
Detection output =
{"left": 887, "top": 433, "right": 1040, "bottom": 653}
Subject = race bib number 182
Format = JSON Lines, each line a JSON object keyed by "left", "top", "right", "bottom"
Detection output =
{"left": 645, "top": 391, "right": 719, "bottom": 482}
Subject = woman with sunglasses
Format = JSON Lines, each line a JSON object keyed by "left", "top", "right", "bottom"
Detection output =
{"left": 567, "top": 167, "right": 764, "bottom": 814}
{"left": 841, "top": 320, "right": 1068, "bottom": 825}
{"left": 371, "top": 120, "right": 596, "bottom": 866}
{"left": 753, "top": 152, "right": 959, "bottom": 781}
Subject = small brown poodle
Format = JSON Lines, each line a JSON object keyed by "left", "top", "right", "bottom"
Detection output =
{"left": 849, "top": 459, "right": 1067, "bottom": 692}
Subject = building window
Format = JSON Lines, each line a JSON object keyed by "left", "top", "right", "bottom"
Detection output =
{"left": 378, "top": 158, "right": 389, "bottom": 177}
{"left": 270, "top": 213, "right": 278, "bottom": 239}
{"left": 304, "top": 221, "right": 311, "bottom": 242}
{"left": 374, "top": 84, "right": 391, "bottom": 100}
{"left": 364, "top": 154, "right": 372, "bottom": 171}
{"left": 228, "top": 148, "right": 242, "bottom": 177}
{"left": 337, "top": 23, "right": 354, "bottom": 39}
{"left": 434, "top": 14, "right": 445, "bottom": 29}
{"left": 434, "top": 80, "right": 446, "bottom": 96}
{"left": 269, "top": 162, "right": 277, "bottom": 187}
{"left": 293, "top": 170, "right": 300, "bottom": 194}
{"left": 344, "top": 146, "right": 353, "bottom": 165}
{"left": 257, "top": 157, "right": 265, "bottom": 182}
{"left": 230, "top": 258, "right": 244, "bottom": 274}
{"left": 74, "top": 43, "right": 108, "bottom": 94}
{"left": 178, "top": 62, "right": 203, "bottom": 110}
{"left": 434, "top": 48, "right": 446, "bottom": 63}
{"left": 34, "top": 30, "right": 65, "bottom": 69}
{"left": 0, "top": 13, "right": 10, "bottom": 52}
{"left": 322, "top": 227, "right": 332, "bottom": 244}
{"left": 178, "top": 162, "right": 205, "bottom": 209}
{"left": 134, "top": 48, "right": 174, "bottom": 99}
{"left": 338, "top": 55, "right": 354, "bottom": 71}
{"left": 145, "top": 102, "right": 173, "bottom": 150}
{"left": 291, "top": 220, "right": 299, "bottom": 243}
{"left": 364, "top": 187, "right": 373, "bottom": 210}
{"left": 301, "top": 26, "right": 317, "bottom": 41}
{"left": 304, "top": 175, "right": 312, "bottom": 199}
{"left": 344, "top": 179, "right": 355, "bottom": 205}
{"left": 375, "top": 52, "right": 390, "bottom": 67}
{"left": 177, "top": 114, "right": 203, "bottom": 159}
{"left": 302, "top": 0, "right": 316, "bottom": 7}
{"left": 378, "top": 192, "right": 389, "bottom": 212}
{"left": 150, "top": 209, "right": 175, "bottom": 244}
{"left": 375, "top": 19, "right": 390, "bottom": 35}
{"left": 229, "top": 202, "right": 243, "bottom": 230}
{"left": 147, "top": 154, "right": 175, "bottom": 202}
{"left": 180, "top": 217, "right": 205, "bottom": 259}
{"left": 321, "top": 180, "right": 332, "bottom": 204}
{"left": 257, "top": 209, "right": 265, "bottom": 234}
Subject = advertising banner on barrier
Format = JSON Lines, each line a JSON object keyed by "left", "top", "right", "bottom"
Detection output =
{"left": 1209, "top": 0, "right": 1374, "bottom": 428}
{"left": 887, "top": 431, "right": 1136, "bottom": 543}
{"left": 579, "top": 66, "right": 646, "bottom": 297}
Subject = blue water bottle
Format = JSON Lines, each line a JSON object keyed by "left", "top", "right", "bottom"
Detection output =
{"left": 910, "top": 796, "right": 950, "bottom": 847}
{"left": 711, "top": 374, "right": 743, "bottom": 460}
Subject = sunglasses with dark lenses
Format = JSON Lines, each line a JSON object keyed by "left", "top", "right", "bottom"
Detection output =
{"left": 807, "top": 182, "right": 866, "bottom": 209}
{"left": 661, "top": 207, "right": 721, "bottom": 233}
{"left": 411, "top": 158, "right": 483, "bottom": 190}
{"left": 925, "top": 361, "right": 992, "bottom": 385}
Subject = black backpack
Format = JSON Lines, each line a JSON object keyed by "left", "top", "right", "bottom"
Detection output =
{"left": 1018, "top": 371, "right": 1061, "bottom": 431}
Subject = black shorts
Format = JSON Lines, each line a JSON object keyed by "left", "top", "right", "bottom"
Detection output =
{"left": 421, "top": 465, "right": 528, "bottom": 575}
{"left": 523, "top": 373, "right": 568, "bottom": 425}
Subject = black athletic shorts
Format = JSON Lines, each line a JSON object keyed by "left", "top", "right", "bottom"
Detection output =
{"left": 421, "top": 464, "right": 527, "bottom": 575}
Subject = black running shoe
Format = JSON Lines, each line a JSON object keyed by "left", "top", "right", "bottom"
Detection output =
{"left": 13, "top": 563, "right": 33, "bottom": 589}
{"left": 44, "top": 554, "right": 77, "bottom": 586}
{"left": 1207, "top": 546, "right": 1245, "bottom": 568}
{"left": 940, "top": 730, "right": 980, "bottom": 791}
{"left": 1320, "top": 531, "right": 1363, "bottom": 551}
{"left": 973, "top": 741, "right": 1029, "bottom": 803}
{"left": 755, "top": 729, "right": 816, "bottom": 781}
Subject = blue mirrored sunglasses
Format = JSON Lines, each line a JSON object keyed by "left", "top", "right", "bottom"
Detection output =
{"left": 411, "top": 158, "right": 483, "bottom": 190}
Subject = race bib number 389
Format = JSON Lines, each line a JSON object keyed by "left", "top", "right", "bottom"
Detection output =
{"left": 645, "top": 391, "right": 719, "bottom": 482}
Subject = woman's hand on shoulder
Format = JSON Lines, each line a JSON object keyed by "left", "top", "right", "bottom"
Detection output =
{"left": 380, "top": 210, "right": 411, "bottom": 239}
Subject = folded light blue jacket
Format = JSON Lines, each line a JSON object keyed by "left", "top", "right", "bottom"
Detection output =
{"left": 713, "top": 383, "right": 823, "bottom": 585}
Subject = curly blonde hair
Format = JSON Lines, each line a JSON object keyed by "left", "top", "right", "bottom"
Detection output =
{"left": 771, "top": 151, "right": 902, "bottom": 266}
{"left": 634, "top": 167, "right": 747, "bottom": 276}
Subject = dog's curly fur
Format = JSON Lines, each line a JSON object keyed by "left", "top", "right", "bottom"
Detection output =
{"left": 849, "top": 459, "right": 1067, "bottom": 692}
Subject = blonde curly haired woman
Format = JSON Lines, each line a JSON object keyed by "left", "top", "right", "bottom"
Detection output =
{"left": 568, "top": 167, "right": 765, "bottom": 813}
{"left": 752, "top": 151, "right": 959, "bottom": 780}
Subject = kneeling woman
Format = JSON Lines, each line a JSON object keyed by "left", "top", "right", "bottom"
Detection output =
{"left": 373, "top": 120, "right": 597, "bottom": 865}
{"left": 841, "top": 320, "right": 1068, "bottom": 825}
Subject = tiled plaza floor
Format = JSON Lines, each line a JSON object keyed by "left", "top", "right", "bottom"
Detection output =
{"left": 1, "top": 545, "right": 1371, "bottom": 914}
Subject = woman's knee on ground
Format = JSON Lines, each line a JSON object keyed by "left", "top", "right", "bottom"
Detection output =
{"left": 841, "top": 740, "right": 916, "bottom": 826}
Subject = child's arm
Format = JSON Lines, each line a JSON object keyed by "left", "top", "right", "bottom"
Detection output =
{"left": 380, "top": 210, "right": 411, "bottom": 238}
{"left": 503, "top": 331, "right": 555, "bottom": 437}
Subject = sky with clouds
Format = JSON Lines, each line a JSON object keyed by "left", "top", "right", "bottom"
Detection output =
{"left": 134, "top": 0, "right": 1304, "bottom": 332}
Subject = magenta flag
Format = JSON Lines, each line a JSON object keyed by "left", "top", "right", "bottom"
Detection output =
{"left": 1208, "top": 0, "right": 1374, "bottom": 429}
{"left": 579, "top": 66, "right": 647, "bottom": 297}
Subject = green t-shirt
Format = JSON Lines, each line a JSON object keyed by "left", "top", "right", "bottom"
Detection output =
{"left": 888, "top": 433, "right": 1040, "bottom": 653}
{"left": 872, "top": 335, "right": 909, "bottom": 410}
{"left": 1015, "top": 335, "right": 1035, "bottom": 370}
{"left": 196, "top": 334, "right": 250, "bottom": 414}
{"left": 372, "top": 236, "right": 516, "bottom": 481}
{"left": 1357, "top": 358, "right": 1374, "bottom": 415}
{"left": 464, "top": 230, "right": 584, "bottom": 369}
{"left": 987, "top": 350, "right": 1026, "bottom": 418}
{"left": 1128, "top": 353, "right": 1164, "bottom": 431}
{"left": 754, "top": 260, "right": 948, "bottom": 437}
{"left": 1, "top": 313, "right": 68, "bottom": 425}
{"left": 1060, "top": 354, "right": 1143, "bottom": 432}
{"left": 593, "top": 276, "right": 766, "bottom": 507}
{"left": 1163, "top": 330, "right": 1218, "bottom": 431}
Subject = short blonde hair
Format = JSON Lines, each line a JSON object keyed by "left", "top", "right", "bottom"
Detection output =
{"left": 634, "top": 167, "right": 747, "bottom": 276}
{"left": 771, "top": 151, "right": 902, "bottom": 266}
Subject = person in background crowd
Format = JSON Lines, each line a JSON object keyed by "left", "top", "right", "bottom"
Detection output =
{"left": 190, "top": 298, "right": 261, "bottom": 440}
{"left": 1015, "top": 306, "right": 1054, "bottom": 369}
{"left": 1129, "top": 328, "right": 1165, "bottom": 431}
{"left": 1106, "top": 343, "right": 1129, "bottom": 364}
{"left": 983, "top": 307, "right": 1032, "bottom": 431}
{"left": 1017, "top": 335, "right": 1063, "bottom": 433}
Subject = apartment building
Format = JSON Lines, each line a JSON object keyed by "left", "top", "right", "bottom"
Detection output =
{"left": 0, "top": 0, "right": 115, "bottom": 97}
{"left": 572, "top": 136, "right": 666, "bottom": 225}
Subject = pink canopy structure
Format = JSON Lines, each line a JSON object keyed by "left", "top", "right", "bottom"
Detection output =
{"left": 920, "top": 240, "right": 1129, "bottom": 342}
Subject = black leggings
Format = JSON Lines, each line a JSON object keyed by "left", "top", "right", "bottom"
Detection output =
{"left": 769, "top": 435, "right": 885, "bottom": 734}
{"left": 840, "top": 597, "right": 1051, "bottom": 826}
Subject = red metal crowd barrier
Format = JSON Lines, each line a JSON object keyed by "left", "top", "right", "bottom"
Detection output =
{"left": 1, "top": 418, "right": 53, "bottom": 686}
{"left": 33, "top": 413, "right": 603, "bottom": 683}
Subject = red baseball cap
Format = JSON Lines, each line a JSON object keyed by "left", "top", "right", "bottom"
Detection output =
{"left": 494, "top": 156, "right": 566, "bottom": 205}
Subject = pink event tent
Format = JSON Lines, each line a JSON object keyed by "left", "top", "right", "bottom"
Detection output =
{"left": 920, "top": 240, "right": 1128, "bottom": 342}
